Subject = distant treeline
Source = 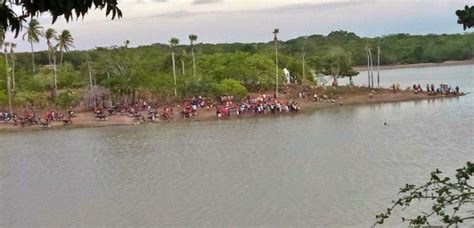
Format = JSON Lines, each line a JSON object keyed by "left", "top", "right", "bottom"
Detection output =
{"left": 1, "top": 30, "right": 472, "bottom": 109}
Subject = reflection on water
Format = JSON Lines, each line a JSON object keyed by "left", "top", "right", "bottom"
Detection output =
{"left": 0, "top": 65, "right": 473, "bottom": 226}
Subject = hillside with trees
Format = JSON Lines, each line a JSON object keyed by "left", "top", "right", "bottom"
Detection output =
{"left": 1, "top": 26, "right": 473, "bottom": 110}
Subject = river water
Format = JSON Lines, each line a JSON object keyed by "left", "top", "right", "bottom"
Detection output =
{"left": 0, "top": 65, "right": 473, "bottom": 227}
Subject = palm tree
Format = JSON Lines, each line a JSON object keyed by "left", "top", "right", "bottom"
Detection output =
{"left": 366, "top": 46, "right": 371, "bottom": 88}
{"left": 169, "top": 37, "right": 179, "bottom": 96}
{"left": 273, "top": 28, "right": 279, "bottom": 97}
{"left": 22, "top": 19, "right": 43, "bottom": 75}
{"left": 9, "top": 43, "right": 17, "bottom": 92}
{"left": 3, "top": 42, "right": 12, "bottom": 114}
{"left": 45, "top": 28, "right": 57, "bottom": 65}
{"left": 188, "top": 34, "right": 198, "bottom": 78}
{"left": 181, "top": 50, "right": 186, "bottom": 75}
{"left": 51, "top": 45, "right": 58, "bottom": 98}
{"left": 56, "top": 30, "right": 75, "bottom": 66}
{"left": 377, "top": 46, "right": 381, "bottom": 88}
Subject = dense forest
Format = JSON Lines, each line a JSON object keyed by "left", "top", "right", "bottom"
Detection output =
{"left": 1, "top": 28, "right": 473, "bottom": 111}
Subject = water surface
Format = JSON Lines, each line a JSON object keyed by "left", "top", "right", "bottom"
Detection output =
{"left": 1, "top": 65, "right": 473, "bottom": 226}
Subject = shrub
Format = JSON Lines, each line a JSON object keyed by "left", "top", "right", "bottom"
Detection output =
{"left": 213, "top": 79, "right": 248, "bottom": 100}
{"left": 56, "top": 90, "right": 81, "bottom": 109}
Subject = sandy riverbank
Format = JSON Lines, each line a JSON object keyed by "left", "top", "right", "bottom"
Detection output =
{"left": 353, "top": 59, "right": 474, "bottom": 71}
{"left": 0, "top": 86, "right": 465, "bottom": 133}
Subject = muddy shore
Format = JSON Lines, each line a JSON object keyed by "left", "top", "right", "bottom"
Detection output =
{"left": 0, "top": 86, "right": 465, "bottom": 133}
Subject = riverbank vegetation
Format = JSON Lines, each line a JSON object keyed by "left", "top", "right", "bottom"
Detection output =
{"left": 1, "top": 19, "right": 473, "bottom": 111}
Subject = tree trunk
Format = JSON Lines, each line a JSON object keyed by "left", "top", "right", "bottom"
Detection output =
{"left": 12, "top": 54, "right": 16, "bottom": 92}
{"left": 275, "top": 40, "right": 279, "bottom": 97}
{"left": 30, "top": 41, "right": 35, "bottom": 76}
{"left": 181, "top": 58, "right": 185, "bottom": 75}
{"left": 47, "top": 43, "right": 52, "bottom": 66}
{"left": 172, "top": 50, "right": 177, "bottom": 96}
{"left": 88, "top": 62, "right": 93, "bottom": 93}
{"left": 368, "top": 49, "right": 375, "bottom": 88}
{"left": 192, "top": 47, "right": 196, "bottom": 78}
{"left": 60, "top": 47, "right": 64, "bottom": 66}
{"left": 366, "top": 48, "right": 370, "bottom": 88}
{"left": 53, "top": 52, "right": 58, "bottom": 98}
{"left": 302, "top": 54, "right": 305, "bottom": 85}
{"left": 377, "top": 46, "right": 380, "bottom": 88}
{"left": 5, "top": 53, "right": 12, "bottom": 114}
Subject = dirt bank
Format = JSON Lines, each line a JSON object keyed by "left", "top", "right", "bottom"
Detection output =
{"left": 0, "top": 86, "right": 466, "bottom": 133}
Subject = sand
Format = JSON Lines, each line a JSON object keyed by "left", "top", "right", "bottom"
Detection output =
{"left": 0, "top": 86, "right": 465, "bottom": 133}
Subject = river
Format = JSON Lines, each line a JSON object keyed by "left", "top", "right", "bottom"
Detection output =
{"left": 0, "top": 64, "right": 473, "bottom": 226}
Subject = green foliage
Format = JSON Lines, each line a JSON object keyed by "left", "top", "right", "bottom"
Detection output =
{"left": 374, "top": 162, "right": 474, "bottom": 227}
{"left": 55, "top": 90, "right": 80, "bottom": 108}
{"left": 198, "top": 52, "right": 278, "bottom": 91}
{"left": 320, "top": 48, "right": 358, "bottom": 85}
{"left": 0, "top": 89, "right": 7, "bottom": 106}
{"left": 1, "top": 0, "right": 121, "bottom": 37}
{"left": 14, "top": 90, "right": 49, "bottom": 108}
{"left": 213, "top": 79, "right": 248, "bottom": 100}
{"left": 2, "top": 29, "right": 473, "bottom": 109}
{"left": 58, "top": 62, "right": 85, "bottom": 89}
{"left": 456, "top": 5, "right": 474, "bottom": 30}
{"left": 23, "top": 68, "right": 54, "bottom": 92}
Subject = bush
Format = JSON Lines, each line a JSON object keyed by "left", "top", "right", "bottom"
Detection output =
{"left": 14, "top": 91, "right": 49, "bottom": 108}
{"left": 56, "top": 90, "right": 80, "bottom": 109}
{"left": 213, "top": 79, "right": 248, "bottom": 100}
{"left": 0, "top": 90, "right": 8, "bottom": 106}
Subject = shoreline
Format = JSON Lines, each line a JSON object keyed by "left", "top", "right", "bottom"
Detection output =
{"left": 353, "top": 59, "right": 474, "bottom": 71}
{"left": 0, "top": 87, "right": 466, "bottom": 134}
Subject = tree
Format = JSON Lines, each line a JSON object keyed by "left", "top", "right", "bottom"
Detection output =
{"left": 0, "top": 0, "right": 121, "bottom": 36}
{"left": 373, "top": 162, "right": 473, "bottom": 227}
{"left": 189, "top": 34, "right": 198, "bottom": 78}
{"left": 321, "top": 48, "right": 358, "bottom": 86}
{"left": 9, "top": 42, "right": 16, "bottom": 92}
{"left": 45, "top": 28, "right": 57, "bottom": 65}
{"left": 56, "top": 30, "right": 75, "bottom": 66}
{"left": 22, "top": 19, "right": 43, "bottom": 75}
{"left": 273, "top": 28, "right": 279, "bottom": 97}
{"left": 169, "top": 37, "right": 179, "bottom": 96}
{"left": 2, "top": 42, "right": 12, "bottom": 114}
{"left": 456, "top": 5, "right": 474, "bottom": 30}
{"left": 180, "top": 50, "right": 186, "bottom": 75}
{"left": 213, "top": 79, "right": 248, "bottom": 100}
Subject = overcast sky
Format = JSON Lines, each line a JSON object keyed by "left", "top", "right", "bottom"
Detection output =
{"left": 5, "top": 0, "right": 474, "bottom": 52}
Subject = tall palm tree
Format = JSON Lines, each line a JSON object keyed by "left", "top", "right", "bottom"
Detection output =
{"left": 188, "top": 34, "right": 198, "bottom": 78}
{"left": 181, "top": 50, "right": 186, "bottom": 75}
{"left": 169, "top": 37, "right": 179, "bottom": 96}
{"left": 56, "top": 30, "right": 74, "bottom": 66}
{"left": 22, "top": 19, "right": 43, "bottom": 75}
{"left": 273, "top": 28, "right": 279, "bottom": 97}
{"left": 366, "top": 46, "right": 371, "bottom": 88}
{"left": 9, "top": 43, "right": 17, "bottom": 92}
{"left": 377, "top": 46, "right": 381, "bottom": 88}
{"left": 3, "top": 42, "right": 12, "bottom": 114}
{"left": 45, "top": 28, "right": 57, "bottom": 65}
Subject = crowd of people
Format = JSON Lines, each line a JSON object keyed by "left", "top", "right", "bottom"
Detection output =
{"left": 412, "top": 83, "right": 460, "bottom": 95}
{"left": 2, "top": 82, "right": 464, "bottom": 129}
{"left": 0, "top": 109, "right": 74, "bottom": 128}
{"left": 390, "top": 83, "right": 461, "bottom": 95}
{"left": 216, "top": 94, "right": 300, "bottom": 118}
